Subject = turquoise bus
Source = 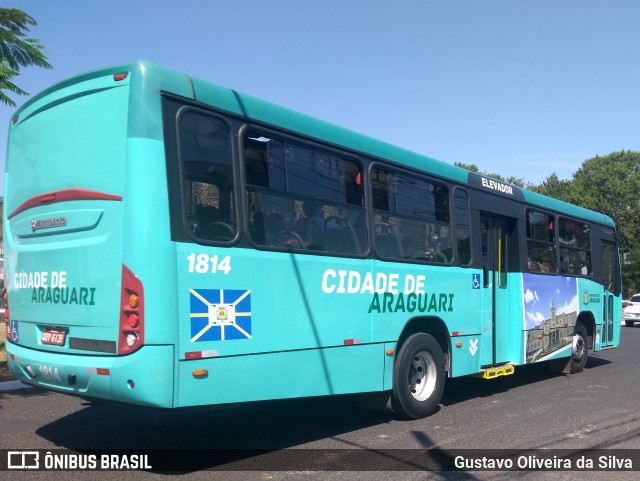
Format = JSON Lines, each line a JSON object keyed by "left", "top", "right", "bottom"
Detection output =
{"left": 3, "top": 61, "right": 621, "bottom": 419}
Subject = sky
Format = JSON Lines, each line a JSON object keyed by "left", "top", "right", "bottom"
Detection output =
{"left": 2, "top": 0, "right": 640, "bottom": 197}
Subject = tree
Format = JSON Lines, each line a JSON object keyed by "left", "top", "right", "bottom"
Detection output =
{"left": 565, "top": 151, "right": 640, "bottom": 295}
{"left": 0, "top": 8, "right": 51, "bottom": 107}
{"left": 530, "top": 173, "right": 572, "bottom": 200}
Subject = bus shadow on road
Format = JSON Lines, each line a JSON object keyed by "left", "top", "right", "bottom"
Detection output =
{"left": 441, "top": 356, "right": 611, "bottom": 407}
{"left": 36, "top": 392, "right": 392, "bottom": 450}
{"left": 32, "top": 393, "right": 480, "bottom": 473}
{"left": 33, "top": 356, "right": 612, "bottom": 473}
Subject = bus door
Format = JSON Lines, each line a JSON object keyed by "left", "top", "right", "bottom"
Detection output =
{"left": 601, "top": 242, "right": 617, "bottom": 347}
{"left": 480, "top": 214, "right": 516, "bottom": 367}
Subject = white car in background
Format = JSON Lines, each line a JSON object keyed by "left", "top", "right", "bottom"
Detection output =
{"left": 623, "top": 293, "right": 640, "bottom": 327}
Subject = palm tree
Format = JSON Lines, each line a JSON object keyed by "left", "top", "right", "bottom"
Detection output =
{"left": 0, "top": 8, "right": 51, "bottom": 107}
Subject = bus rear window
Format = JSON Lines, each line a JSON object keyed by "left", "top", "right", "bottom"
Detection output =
{"left": 6, "top": 78, "right": 129, "bottom": 208}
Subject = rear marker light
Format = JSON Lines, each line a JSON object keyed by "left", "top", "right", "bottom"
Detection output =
{"left": 119, "top": 265, "right": 144, "bottom": 355}
{"left": 114, "top": 73, "right": 128, "bottom": 81}
{"left": 12, "top": 116, "right": 18, "bottom": 124}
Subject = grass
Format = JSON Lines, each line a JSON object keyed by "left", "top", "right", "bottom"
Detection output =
{"left": 0, "top": 360, "right": 12, "bottom": 382}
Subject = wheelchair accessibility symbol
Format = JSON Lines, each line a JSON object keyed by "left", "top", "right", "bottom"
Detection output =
{"left": 10, "top": 320, "right": 19, "bottom": 343}
{"left": 472, "top": 274, "right": 481, "bottom": 289}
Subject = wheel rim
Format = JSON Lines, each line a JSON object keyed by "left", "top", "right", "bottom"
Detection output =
{"left": 408, "top": 350, "right": 438, "bottom": 401}
{"left": 572, "top": 333, "right": 585, "bottom": 362}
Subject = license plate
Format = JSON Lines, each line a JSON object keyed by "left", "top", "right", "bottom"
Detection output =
{"left": 41, "top": 328, "right": 67, "bottom": 346}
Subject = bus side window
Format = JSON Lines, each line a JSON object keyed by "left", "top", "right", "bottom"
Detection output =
{"left": 526, "top": 210, "right": 556, "bottom": 273}
{"left": 177, "top": 110, "right": 236, "bottom": 243}
{"left": 558, "top": 218, "right": 591, "bottom": 276}
{"left": 243, "top": 130, "right": 366, "bottom": 255}
{"left": 372, "top": 168, "right": 451, "bottom": 263}
{"left": 454, "top": 189, "right": 472, "bottom": 265}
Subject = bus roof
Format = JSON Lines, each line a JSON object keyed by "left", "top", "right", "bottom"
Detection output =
{"left": 11, "top": 60, "right": 615, "bottom": 229}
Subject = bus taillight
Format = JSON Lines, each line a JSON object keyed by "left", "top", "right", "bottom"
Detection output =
{"left": 119, "top": 265, "right": 144, "bottom": 355}
{"left": 4, "top": 316, "right": 10, "bottom": 342}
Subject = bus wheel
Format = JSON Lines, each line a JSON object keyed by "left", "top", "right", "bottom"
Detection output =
{"left": 392, "top": 333, "right": 445, "bottom": 419}
{"left": 570, "top": 325, "right": 588, "bottom": 373}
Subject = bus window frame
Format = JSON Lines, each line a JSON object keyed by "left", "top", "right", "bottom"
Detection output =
{"left": 239, "top": 123, "right": 368, "bottom": 258}
{"left": 452, "top": 186, "right": 472, "bottom": 266}
{"left": 524, "top": 206, "right": 595, "bottom": 279}
{"left": 163, "top": 95, "right": 242, "bottom": 246}
{"left": 175, "top": 105, "right": 240, "bottom": 246}
{"left": 368, "top": 161, "right": 453, "bottom": 266}
{"left": 525, "top": 208, "right": 557, "bottom": 275}
{"left": 557, "top": 215, "right": 593, "bottom": 278}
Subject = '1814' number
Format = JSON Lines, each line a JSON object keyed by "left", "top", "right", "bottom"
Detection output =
{"left": 39, "top": 365, "right": 61, "bottom": 383}
{"left": 187, "top": 253, "right": 231, "bottom": 274}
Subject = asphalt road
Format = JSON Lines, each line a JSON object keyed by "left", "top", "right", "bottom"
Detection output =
{"left": 1, "top": 324, "right": 639, "bottom": 481}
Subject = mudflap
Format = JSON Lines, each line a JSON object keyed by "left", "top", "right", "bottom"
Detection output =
{"left": 545, "top": 356, "right": 572, "bottom": 374}
{"left": 355, "top": 390, "right": 393, "bottom": 413}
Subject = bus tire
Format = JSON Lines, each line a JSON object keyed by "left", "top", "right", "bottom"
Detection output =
{"left": 392, "top": 333, "right": 445, "bottom": 419}
{"left": 570, "top": 324, "right": 588, "bottom": 373}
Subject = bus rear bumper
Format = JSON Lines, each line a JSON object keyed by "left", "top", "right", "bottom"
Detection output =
{"left": 5, "top": 342, "right": 174, "bottom": 408}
